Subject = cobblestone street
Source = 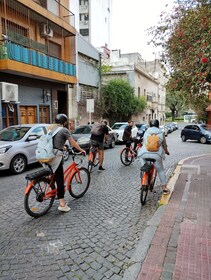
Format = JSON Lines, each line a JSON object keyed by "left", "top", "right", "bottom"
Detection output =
{"left": 0, "top": 126, "right": 210, "bottom": 280}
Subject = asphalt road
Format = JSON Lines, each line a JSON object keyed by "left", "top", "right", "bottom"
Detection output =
{"left": 0, "top": 123, "right": 210, "bottom": 280}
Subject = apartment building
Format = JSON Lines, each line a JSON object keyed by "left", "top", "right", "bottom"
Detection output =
{"left": 79, "top": 0, "right": 111, "bottom": 58}
{"left": 0, "top": 0, "right": 77, "bottom": 129}
{"left": 102, "top": 51, "right": 167, "bottom": 124}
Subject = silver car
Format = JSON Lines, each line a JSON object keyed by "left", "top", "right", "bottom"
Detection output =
{"left": 0, "top": 124, "right": 49, "bottom": 174}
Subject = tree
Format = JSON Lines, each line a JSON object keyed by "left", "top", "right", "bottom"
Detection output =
{"left": 99, "top": 79, "right": 146, "bottom": 124}
{"left": 148, "top": 0, "right": 211, "bottom": 115}
{"left": 166, "top": 90, "right": 187, "bottom": 120}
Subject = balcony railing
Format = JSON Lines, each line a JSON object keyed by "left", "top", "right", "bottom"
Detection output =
{"left": 0, "top": 42, "right": 76, "bottom": 77}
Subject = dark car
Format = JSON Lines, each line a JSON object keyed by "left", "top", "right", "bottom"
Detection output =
{"left": 136, "top": 124, "right": 148, "bottom": 138}
{"left": 71, "top": 124, "right": 117, "bottom": 152}
{"left": 181, "top": 124, "right": 211, "bottom": 144}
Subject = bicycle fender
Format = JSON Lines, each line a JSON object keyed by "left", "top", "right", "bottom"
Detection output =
{"left": 142, "top": 173, "right": 148, "bottom": 185}
{"left": 24, "top": 181, "right": 34, "bottom": 195}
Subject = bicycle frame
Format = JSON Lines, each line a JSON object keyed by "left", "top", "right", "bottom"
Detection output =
{"left": 141, "top": 163, "right": 156, "bottom": 186}
{"left": 24, "top": 161, "right": 81, "bottom": 196}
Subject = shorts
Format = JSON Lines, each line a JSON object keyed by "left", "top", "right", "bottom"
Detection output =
{"left": 90, "top": 139, "right": 104, "bottom": 150}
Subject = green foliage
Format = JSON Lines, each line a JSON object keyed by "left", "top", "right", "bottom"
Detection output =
{"left": 166, "top": 90, "right": 187, "bottom": 120}
{"left": 99, "top": 79, "right": 146, "bottom": 123}
{"left": 100, "top": 63, "right": 112, "bottom": 74}
{"left": 148, "top": 0, "right": 211, "bottom": 112}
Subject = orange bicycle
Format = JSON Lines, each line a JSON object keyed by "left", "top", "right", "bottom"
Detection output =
{"left": 140, "top": 158, "right": 157, "bottom": 205}
{"left": 24, "top": 152, "right": 90, "bottom": 218}
{"left": 120, "top": 137, "right": 142, "bottom": 166}
{"left": 87, "top": 144, "right": 100, "bottom": 172}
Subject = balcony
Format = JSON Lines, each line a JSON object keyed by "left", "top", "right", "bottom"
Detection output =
{"left": 0, "top": 42, "right": 76, "bottom": 83}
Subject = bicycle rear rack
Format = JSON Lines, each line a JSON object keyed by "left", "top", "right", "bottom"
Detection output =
{"left": 25, "top": 168, "right": 52, "bottom": 180}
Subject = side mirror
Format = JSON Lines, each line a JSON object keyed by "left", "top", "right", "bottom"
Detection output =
{"left": 26, "top": 135, "right": 38, "bottom": 141}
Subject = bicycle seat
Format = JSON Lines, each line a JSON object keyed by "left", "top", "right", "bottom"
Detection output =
{"left": 90, "top": 146, "right": 98, "bottom": 153}
{"left": 141, "top": 162, "right": 153, "bottom": 172}
{"left": 25, "top": 168, "right": 52, "bottom": 180}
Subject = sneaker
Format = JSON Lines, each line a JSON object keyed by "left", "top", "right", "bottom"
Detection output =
{"left": 98, "top": 166, "right": 105, "bottom": 171}
{"left": 58, "top": 203, "right": 71, "bottom": 212}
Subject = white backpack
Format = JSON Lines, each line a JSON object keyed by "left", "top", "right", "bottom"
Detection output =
{"left": 35, "top": 126, "right": 63, "bottom": 163}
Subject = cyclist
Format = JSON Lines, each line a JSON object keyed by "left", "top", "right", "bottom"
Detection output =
{"left": 90, "top": 120, "right": 108, "bottom": 171}
{"left": 123, "top": 120, "right": 136, "bottom": 159}
{"left": 138, "top": 119, "right": 170, "bottom": 195}
{"left": 47, "top": 114, "right": 86, "bottom": 212}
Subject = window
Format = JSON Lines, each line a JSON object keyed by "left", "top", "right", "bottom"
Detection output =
{"left": 80, "top": 29, "right": 89, "bottom": 36}
{"left": 49, "top": 41, "right": 61, "bottom": 59}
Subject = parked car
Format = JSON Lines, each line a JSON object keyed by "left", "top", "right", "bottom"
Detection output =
{"left": 111, "top": 122, "right": 138, "bottom": 142}
{"left": 160, "top": 125, "right": 168, "bottom": 137}
{"left": 136, "top": 124, "right": 149, "bottom": 138}
{"left": 71, "top": 124, "right": 117, "bottom": 152}
{"left": 0, "top": 124, "right": 49, "bottom": 174}
{"left": 181, "top": 124, "right": 211, "bottom": 144}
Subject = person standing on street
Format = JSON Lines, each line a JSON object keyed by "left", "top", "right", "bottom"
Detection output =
{"left": 90, "top": 120, "right": 109, "bottom": 171}
{"left": 47, "top": 114, "right": 86, "bottom": 212}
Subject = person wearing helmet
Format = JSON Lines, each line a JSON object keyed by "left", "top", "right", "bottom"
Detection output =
{"left": 138, "top": 119, "right": 170, "bottom": 195}
{"left": 47, "top": 114, "right": 86, "bottom": 212}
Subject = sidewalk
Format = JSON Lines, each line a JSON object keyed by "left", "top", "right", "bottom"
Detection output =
{"left": 123, "top": 153, "right": 211, "bottom": 280}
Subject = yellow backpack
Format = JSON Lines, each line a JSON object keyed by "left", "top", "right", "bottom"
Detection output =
{"left": 146, "top": 134, "right": 160, "bottom": 152}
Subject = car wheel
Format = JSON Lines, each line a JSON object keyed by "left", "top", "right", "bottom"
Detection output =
{"left": 181, "top": 135, "right": 186, "bottom": 142}
{"left": 200, "top": 136, "right": 207, "bottom": 144}
{"left": 10, "top": 154, "right": 27, "bottom": 174}
{"left": 109, "top": 138, "right": 115, "bottom": 148}
{"left": 63, "top": 149, "right": 69, "bottom": 161}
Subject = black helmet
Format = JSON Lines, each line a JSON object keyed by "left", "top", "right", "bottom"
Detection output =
{"left": 55, "top": 114, "right": 68, "bottom": 125}
{"left": 149, "top": 119, "right": 159, "bottom": 128}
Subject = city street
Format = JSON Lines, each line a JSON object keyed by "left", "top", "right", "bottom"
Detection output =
{"left": 0, "top": 124, "right": 211, "bottom": 280}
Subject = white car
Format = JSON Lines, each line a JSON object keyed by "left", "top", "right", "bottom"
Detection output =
{"left": 111, "top": 122, "right": 138, "bottom": 142}
{"left": 0, "top": 124, "right": 49, "bottom": 174}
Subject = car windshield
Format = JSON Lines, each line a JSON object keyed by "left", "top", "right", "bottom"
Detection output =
{"left": 0, "top": 127, "right": 30, "bottom": 141}
{"left": 72, "top": 126, "right": 91, "bottom": 134}
{"left": 112, "top": 124, "right": 127, "bottom": 130}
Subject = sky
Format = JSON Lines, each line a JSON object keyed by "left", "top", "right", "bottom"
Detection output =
{"left": 110, "top": 0, "right": 174, "bottom": 61}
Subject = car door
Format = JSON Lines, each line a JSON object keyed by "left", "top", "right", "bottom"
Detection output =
{"left": 26, "top": 126, "right": 48, "bottom": 163}
{"left": 190, "top": 125, "right": 201, "bottom": 141}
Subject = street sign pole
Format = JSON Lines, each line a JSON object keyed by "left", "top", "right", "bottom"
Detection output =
{"left": 87, "top": 99, "right": 94, "bottom": 123}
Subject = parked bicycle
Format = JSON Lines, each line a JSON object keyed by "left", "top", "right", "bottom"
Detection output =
{"left": 24, "top": 152, "right": 90, "bottom": 218}
{"left": 120, "top": 137, "right": 142, "bottom": 166}
{"left": 140, "top": 158, "right": 157, "bottom": 205}
{"left": 87, "top": 145, "right": 99, "bottom": 172}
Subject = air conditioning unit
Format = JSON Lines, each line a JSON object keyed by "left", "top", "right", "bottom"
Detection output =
{"left": 0, "top": 82, "right": 18, "bottom": 102}
{"left": 40, "top": 23, "right": 53, "bottom": 38}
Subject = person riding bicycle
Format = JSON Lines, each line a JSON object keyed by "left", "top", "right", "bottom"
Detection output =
{"left": 90, "top": 120, "right": 108, "bottom": 171}
{"left": 46, "top": 114, "right": 86, "bottom": 212}
{"left": 123, "top": 120, "right": 136, "bottom": 159}
{"left": 138, "top": 119, "right": 170, "bottom": 195}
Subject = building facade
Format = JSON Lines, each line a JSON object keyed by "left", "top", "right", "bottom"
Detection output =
{"left": 78, "top": 0, "right": 111, "bottom": 57}
{"left": 102, "top": 51, "right": 167, "bottom": 124}
{"left": 0, "top": 0, "right": 77, "bottom": 129}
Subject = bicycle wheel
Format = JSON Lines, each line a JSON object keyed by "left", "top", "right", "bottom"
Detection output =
{"left": 140, "top": 172, "right": 149, "bottom": 205}
{"left": 69, "top": 167, "right": 90, "bottom": 198}
{"left": 24, "top": 178, "right": 56, "bottom": 218}
{"left": 120, "top": 148, "right": 133, "bottom": 166}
